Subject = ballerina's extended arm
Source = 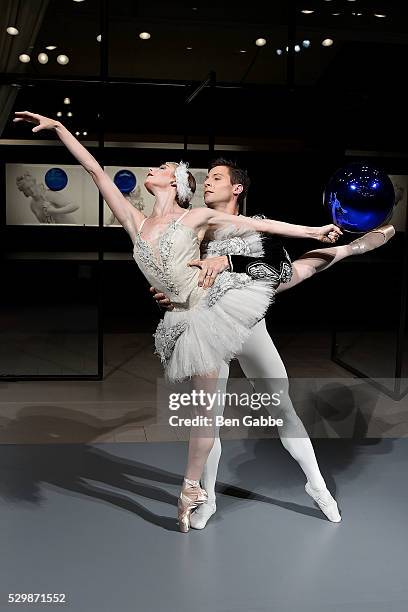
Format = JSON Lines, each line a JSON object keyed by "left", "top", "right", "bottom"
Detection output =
{"left": 13, "top": 111, "right": 143, "bottom": 241}
{"left": 203, "top": 208, "right": 342, "bottom": 244}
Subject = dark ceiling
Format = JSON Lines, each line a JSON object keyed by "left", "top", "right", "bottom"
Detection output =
{"left": 3, "top": 0, "right": 408, "bottom": 152}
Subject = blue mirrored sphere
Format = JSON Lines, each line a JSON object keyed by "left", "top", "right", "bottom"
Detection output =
{"left": 45, "top": 167, "right": 68, "bottom": 191}
{"left": 324, "top": 163, "right": 395, "bottom": 233}
{"left": 114, "top": 170, "right": 137, "bottom": 194}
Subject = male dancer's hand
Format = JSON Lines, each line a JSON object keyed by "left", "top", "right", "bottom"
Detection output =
{"left": 149, "top": 287, "right": 174, "bottom": 310}
{"left": 187, "top": 256, "right": 230, "bottom": 288}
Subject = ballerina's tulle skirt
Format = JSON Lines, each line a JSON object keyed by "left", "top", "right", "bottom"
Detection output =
{"left": 156, "top": 279, "right": 276, "bottom": 383}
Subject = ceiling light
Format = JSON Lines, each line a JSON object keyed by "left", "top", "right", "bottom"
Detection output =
{"left": 332, "top": 12, "right": 341, "bottom": 15}
{"left": 75, "top": 131, "right": 80, "bottom": 136}
{"left": 294, "top": 45, "right": 301, "bottom": 52}
{"left": 6, "top": 27, "right": 19, "bottom": 35}
{"left": 64, "top": 97, "right": 71, "bottom": 105}
{"left": 73, "top": 1, "right": 85, "bottom": 2}
{"left": 302, "top": 39, "right": 311, "bottom": 48}
{"left": 96, "top": 34, "right": 101, "bottom": 42}
{"left": 83, "top": 131, "right": 87, "bottom": 136}
{"left": 276, "top": 49, "right": 283, "bottom": 56}
{"left": 57, "top": 112, "right": 63, "bottom": 117}
{"left": 374, "top": 13, "right": 387, "bottom": 18}
{"left": 57, "top": 54, "right": 69, "bottom": 65}
{"left": 46, "top": 45, "right": 57, "bottom": 50}
{"left": 19, "top": 54, "right": 31, "bottom": 63}
{"left": 301, "top": 10, "right": 314, "bottom": 14}
{"left": 186, "top": 46, "right": 192, "bottom": 50}
{"left": 322, "top": 38, "right": 334, "bottom": 47}
{"left": 139, "top": 32, "right": 151, "bottom": 40}
{"left": 38, "top": 52, "right": 48, "bottom": 64}
{"left": 255, "top": 38, "right": 267, "bottom": 47}
{"left": 240, "top": 49, "right": 247, "bottom": 53}
{"left": 67, "top": 112, "right": 73, "bottom": 117}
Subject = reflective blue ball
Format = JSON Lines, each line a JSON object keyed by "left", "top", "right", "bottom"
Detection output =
{"left": 114, "top": 170, "right": 137, "bottom": 194}
{"left": 45, "top": 167, "right": 68, "bottom": 191}
{"left": 324, "top": 163, "right": 395, "bottom": 233}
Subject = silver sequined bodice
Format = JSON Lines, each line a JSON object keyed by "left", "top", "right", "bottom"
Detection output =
{"left": 133, "top": 220, "right": 205, "bottom": 311}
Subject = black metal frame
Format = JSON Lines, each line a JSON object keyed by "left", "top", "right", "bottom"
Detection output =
{"left": 331, "top": 168, "right": 408, "bottom": 401}
{"left": 0, "top": 0, "right": 112, "bottom": 381}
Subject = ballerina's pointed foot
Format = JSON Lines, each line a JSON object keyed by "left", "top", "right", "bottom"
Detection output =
{"left": 349, "top": 224, "right": 395, "bottom": 254}
{"left": 178, "top": 478, "right": 208, "bottom": 533}
{"left": 305, "top": 482, "right": 342, "bottom": 523}
{"left": 190, "top": 499, "right": 217, "bottom": 529}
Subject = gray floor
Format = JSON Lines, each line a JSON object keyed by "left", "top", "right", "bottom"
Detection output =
{"left": 1, "top": 438, "right": 407, "bottom": 612}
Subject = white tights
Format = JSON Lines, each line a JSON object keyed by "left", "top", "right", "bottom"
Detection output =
{"left": 200, "top": 319, "right": 326, "bottom": 499}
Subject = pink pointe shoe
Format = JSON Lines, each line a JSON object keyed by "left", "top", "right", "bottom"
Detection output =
{"left": 349, "top": 224, "right": 395, "bottom": 254}
{"left": 178, "top": 478, "right": 208, "bottom": 533}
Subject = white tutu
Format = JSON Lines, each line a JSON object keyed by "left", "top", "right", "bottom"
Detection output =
{"left": 154, "top": 276, "right": 276, "bottom": 383}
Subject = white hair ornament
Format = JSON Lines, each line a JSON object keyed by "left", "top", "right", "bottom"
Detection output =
{"left": 174, "top": 161, "right": 193, "bottom": 204}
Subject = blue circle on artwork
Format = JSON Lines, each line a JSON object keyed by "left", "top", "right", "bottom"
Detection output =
{"left": 44, "top": 167, "right": 68, "bottom": 191}
{"left": 114, "top": 170, "right": 137, "bottom": 194}
{"left": 324, "top": 163, "right": 395, "bottom": 233}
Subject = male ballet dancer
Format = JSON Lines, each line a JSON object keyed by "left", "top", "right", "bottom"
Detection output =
{"left": 151, "top": 158, "right": 393, "bottom": 528}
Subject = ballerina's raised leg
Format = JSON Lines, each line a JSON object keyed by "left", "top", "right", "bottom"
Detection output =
{"left": 277, "top": 225, "right": 395, "bottom": 294}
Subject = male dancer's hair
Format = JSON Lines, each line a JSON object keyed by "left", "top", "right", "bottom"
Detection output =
{"left": 208, "top": 157, "right": 250, "bottom": 209}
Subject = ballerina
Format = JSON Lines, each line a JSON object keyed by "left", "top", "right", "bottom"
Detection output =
{"left": 13, "top": 111, "right": 343, "bottom": 533}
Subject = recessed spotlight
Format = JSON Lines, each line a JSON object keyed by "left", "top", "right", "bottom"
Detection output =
{"left": 255, "top": 38, "right": 267, "bottom": 47}
{"left": 57, "top": 112, "right": 63, "bottom": 117}
{"left": 302, "top": 39, "right": 311, "bottom": 48}
{"left": 57, "top": 54, "right": 69, "bottom": 65}
{"left": 46, "top": 45, "right": 57, "bottom": 50}
{"left": 186, "top": 46, "right": 193, "bottom": 50}
{"left": 96, "top": 34, "right": 101, "bottom": 42}
{"left": 322, "top": 38, "right": 334, "bottom": 47}
{"left": 374, "top": 13, "right": 387, "bottom": 18}
{"left": 332, "top": 12, "right": 341, "bottom": 16}
{"left": 64, "top": 97, "right": 71, "bottom": 105}
{"left": 83, "top": 131, "right": 87, "bottom": 136}
{"left": 276, "top": 49, "right": 283, "bottom": 56}
{"left": 6, "top": 27, "right": 19, "bottom": 35}
{"left": 285, "top": 46, "right": 289, "bottom": 52}
{"left": 19, "top": 54, "right": 31, "bottom": 63}
{"left": 301, "top": 9, "right": 314, "bottom": 14}
{"left": 38, "top": 53, "right": 48, "bottom": 64}
{"left": 294, "top": 45, "right": 301, "bottom": 52}
{"left": 75, "top": 131, "right": 80, "bottom": 136}
{"left": 192, "top": 6, "right": 198, "bottom": 9}
{"left": 240, "top": 49, "right": 247, "bottom": 53}
{"left": 139, "top": 32, "right": 151, "bottom": 40}
{"left": 73, "top": 1, "right": 85, "bottom": 2}
{"left": 67, "top": 112, "right": 73, "bottom": 117}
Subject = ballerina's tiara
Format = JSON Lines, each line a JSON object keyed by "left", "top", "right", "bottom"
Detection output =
{"left": 174, "top": 161, "right": 194, "bottom": 204}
